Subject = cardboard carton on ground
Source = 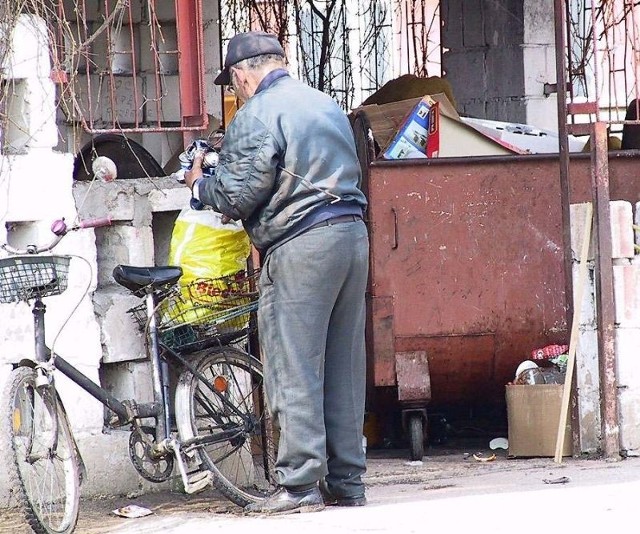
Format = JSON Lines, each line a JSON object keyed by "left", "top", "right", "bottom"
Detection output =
{"left": 354, "top": 94, "right": 526, "bottom": 158}
{"left": 506, "top": 384, "right": 571, "bottom": 458}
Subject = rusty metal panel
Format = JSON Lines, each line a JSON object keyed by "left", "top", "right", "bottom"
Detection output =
{"left": 395, "top": 351, "right": 431, "bottom": 403}
{"left": 366, "top": 154, "right": 640, "bottom": 405}
{"left": 369, "top": 296, "right": 396, "bottom": 387}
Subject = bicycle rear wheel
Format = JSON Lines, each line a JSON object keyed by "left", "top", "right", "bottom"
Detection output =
{"left": 175, "top": 347, "right": 278, "bottom": 507}
{"left": 1, "top": 366, "right": 81, "bottom": 534}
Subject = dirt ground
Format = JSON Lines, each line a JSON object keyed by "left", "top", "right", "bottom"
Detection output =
{"left": 2, "top": 439, "right": 637, "bottom": 534}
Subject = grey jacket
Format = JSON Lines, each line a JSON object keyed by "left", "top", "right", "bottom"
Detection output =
{"left": 198, "top": 75, "right": 367, "bottom": 252}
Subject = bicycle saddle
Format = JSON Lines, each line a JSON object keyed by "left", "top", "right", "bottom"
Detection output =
{"left": 113, "top": 265, "right": 183, "bottom": 296}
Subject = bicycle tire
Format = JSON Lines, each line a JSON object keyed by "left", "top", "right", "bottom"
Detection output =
{"left": 1, "top": 366, "right": 81, "bottom": 534}
{"left": 174, "top": 347, "right": 278, "bottom": 507}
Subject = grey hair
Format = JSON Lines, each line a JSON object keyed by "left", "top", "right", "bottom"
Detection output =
{"left": 235, "top": 54, "right": 286, "bottom": 71}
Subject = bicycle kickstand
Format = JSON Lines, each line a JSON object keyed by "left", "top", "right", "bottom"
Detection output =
{"left": 166, "top": 439, "right": 213, "bottom": 494}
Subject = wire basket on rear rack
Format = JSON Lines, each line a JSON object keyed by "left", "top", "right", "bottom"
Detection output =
{"left": 128, "top": 269, "right": 260, "bottom": 352}
{"left": 0, "top": 255, "right": 71, "bottom": 304}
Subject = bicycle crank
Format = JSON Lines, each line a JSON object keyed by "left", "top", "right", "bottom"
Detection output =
{"left": 128, "top": 426, "right": 174, "bottom": 482}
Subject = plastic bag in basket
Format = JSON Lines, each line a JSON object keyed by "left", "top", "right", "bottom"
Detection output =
{"left": 166, "top": 208, "right": 251, "bottom": 328}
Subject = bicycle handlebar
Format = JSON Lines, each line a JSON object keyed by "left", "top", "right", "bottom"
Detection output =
{"left": 2, "top": 217, "right": 112, "bottom": 255}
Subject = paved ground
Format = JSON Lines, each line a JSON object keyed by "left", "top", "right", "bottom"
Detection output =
{"left": 2, "top": 444, "right": 640, "bottom": 533}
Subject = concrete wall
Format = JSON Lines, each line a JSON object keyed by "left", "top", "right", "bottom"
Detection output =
{"left": 442, "top": 0, "right": 558, "bottom": 131}
{"left": 0, "top": 13, "right": 196, "bottom": 506}
{"left": 570, "top": 201, "right": 640, "bottom": 455}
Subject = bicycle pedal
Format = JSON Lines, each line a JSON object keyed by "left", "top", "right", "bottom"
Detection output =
{"left": 184, "top": 470, "right": 212, "bottom": 494}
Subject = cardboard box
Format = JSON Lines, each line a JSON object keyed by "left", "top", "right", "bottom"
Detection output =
{"left": 383, "top": 96, "right": 440, "bottom": 159}
{"left": 506, "top": 384, "right": 571, "bottom": 457}
{"left": 354, "top": 94, "right": 526, "bottom": 159}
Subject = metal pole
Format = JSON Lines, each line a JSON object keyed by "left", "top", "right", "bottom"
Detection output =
{"left": 591, "top": 121, "right": 620, "bottom": 460}
{"left": 553, "top": 0, "right": 578, "bottom": 454}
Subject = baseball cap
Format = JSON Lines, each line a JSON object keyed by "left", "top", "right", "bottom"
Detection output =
{"left": 214, "top": 31, "right": 285, "bottom": 85}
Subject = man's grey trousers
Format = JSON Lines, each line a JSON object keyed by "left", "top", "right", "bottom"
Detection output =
{"left": 258, "top": 219, "right": 369, "bottom": 497}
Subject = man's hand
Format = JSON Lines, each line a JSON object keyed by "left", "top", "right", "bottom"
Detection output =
{"left": 184, "top": 152, "right": 205, "bottom": 190}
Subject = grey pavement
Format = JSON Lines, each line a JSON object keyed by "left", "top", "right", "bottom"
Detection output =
{"left": 3, "top": 450, "right": 640, "bottom": 533}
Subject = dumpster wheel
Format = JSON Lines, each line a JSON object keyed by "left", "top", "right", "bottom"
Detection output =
{"left": 408, "top": 413, "right": 426, "bottom": 461}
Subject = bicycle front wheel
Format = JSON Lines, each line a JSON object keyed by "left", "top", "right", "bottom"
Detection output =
{"left": 1, "top": 366, "right": 81, "bottom": 534}
{"left": 175, "top": 347, "right": 278, "bottom": 507}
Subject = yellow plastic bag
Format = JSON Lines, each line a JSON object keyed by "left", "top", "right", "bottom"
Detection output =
{"left": 165, "top": 209, "right": 251, "bottom": 329}
{"left": 169, "top": 208, "right": 250, "bottom": 284}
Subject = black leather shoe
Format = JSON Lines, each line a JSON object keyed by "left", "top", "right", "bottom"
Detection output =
{"left": 319, "top": 479, "right": 367, "bottom": 507}
{"left": 244, "top": 486, "right": 325, "bottom": 515}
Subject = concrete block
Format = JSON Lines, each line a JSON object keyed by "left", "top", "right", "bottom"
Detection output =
{"left": 575, "top": 328, "right": 601, "bottom": 453}
{"left": 60, "top": 73, "right": 101, "bottom": 123}
{"left": 523, "top": 0, "right": 555, "bottom": 44}
{"left": 0, "top": 15, "right": 51, "bottom": 79}
{"left": 485, "top": 97, "right": 527, "bottom": 123}
{"left": 570, "top": 202, "right": 595, "bottom": 261}
{"left": 100, "top": 360, "right": 155, "bottom": 408}
{"left": 62, "top": 0, "right": 101, "bottom": 22}
{"left": 572, "top": 262, "right": 597, "bottom": 328}
{"left": 441, "top": 0, "right": 464, "bottom": 50}
{"left": 109, "top": 24, "right": 141, "bottom": 74}
{"left": 100, "top": 75, "right": 144, "bottom": 125}
{"left": 120, "top": 0, "right": 144, "bottom": 25}
{"left": 140, "top": 23, "right": 178, "bottom": 74}
{"left": 0, "top": 152, "right": 76, "bottom": 223}
{"left": 203, "top": 20, "right": 223, "bottom": 121}
{"left": 2, "top": 78, "right": 58, "bottom": 152}
{"left": 483, "top": 1, "right": 524, "bottom": 46}
{"left": 613, "top": 264, "right": 640, "bottom": 327}
{"left": 610, "top": 200, "right": 635, "bottom": 259}
{"left": 56, "top": 364, "right": 105, "bottom": 433}
{"left": 151, "top": 1, "right": 178, "bottom": 22}
{"left": 461, "top": 0, "right": 485, "bottom": 47}
{"left": 524, "top": 95, "right": 560, "bottom": 133}
{"left": 148, "top": 186, "right": 191, "bottom": 212}
{"left": 72, "top": 180, "right": 136, "bottom": 221}
{"left": 96, "top": 224, "right": 155, "bottom": 287}
{"left": 441, "top": 50, "right": 487, "bottom": 103}
{"left": 615, "top": 328, "right": 640, "bottom": 388}
{"left": 577, "top": 385, "right": 601, "bottom": 453}
{"left": 522, "top": 45, "right": 555, "bottom": 97}
{"left": 576, "top": 327, "right": 599, "bottom": 390}
{"left": 144, "top": 74, "right": 181, "bottom": 123}
{"left": 485, "top": 47, "right": 525, "bottom": 99}
{"left": 619, "top": 389, "right": 640, "bottom": 455}
{"left": 46, "top": 296, "right": 103, "bottom": 369}
{"left": 96, "top": 290, "right": 146, "bottom": 364}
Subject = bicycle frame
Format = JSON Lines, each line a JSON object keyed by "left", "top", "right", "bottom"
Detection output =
{"left": 32, "top": 287, "right": 247, "bottom": 450}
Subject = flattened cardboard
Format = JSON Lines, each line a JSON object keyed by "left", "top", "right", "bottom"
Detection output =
{"left": 506, "top": 384, "right": 571, "bottom": 457}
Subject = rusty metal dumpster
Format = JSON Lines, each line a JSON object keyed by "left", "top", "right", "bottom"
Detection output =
{"left": 361, "top": 150, "right": 640, "bottom": 458}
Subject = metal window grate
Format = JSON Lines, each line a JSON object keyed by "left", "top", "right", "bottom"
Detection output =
{"left": 51, "top": 0, "right": 207, "bottom": 134}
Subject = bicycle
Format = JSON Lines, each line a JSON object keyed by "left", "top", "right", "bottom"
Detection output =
{"left": 0, "top": 217, "right": 277, "bottom": 534}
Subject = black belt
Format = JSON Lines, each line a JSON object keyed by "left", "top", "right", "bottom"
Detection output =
{"left": 307, "top": 214, "right": 362, "bottom": 231}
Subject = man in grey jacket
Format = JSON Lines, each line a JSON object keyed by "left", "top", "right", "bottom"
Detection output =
{"left": 184, "top": 31, "right": 369, "bottom": 515}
